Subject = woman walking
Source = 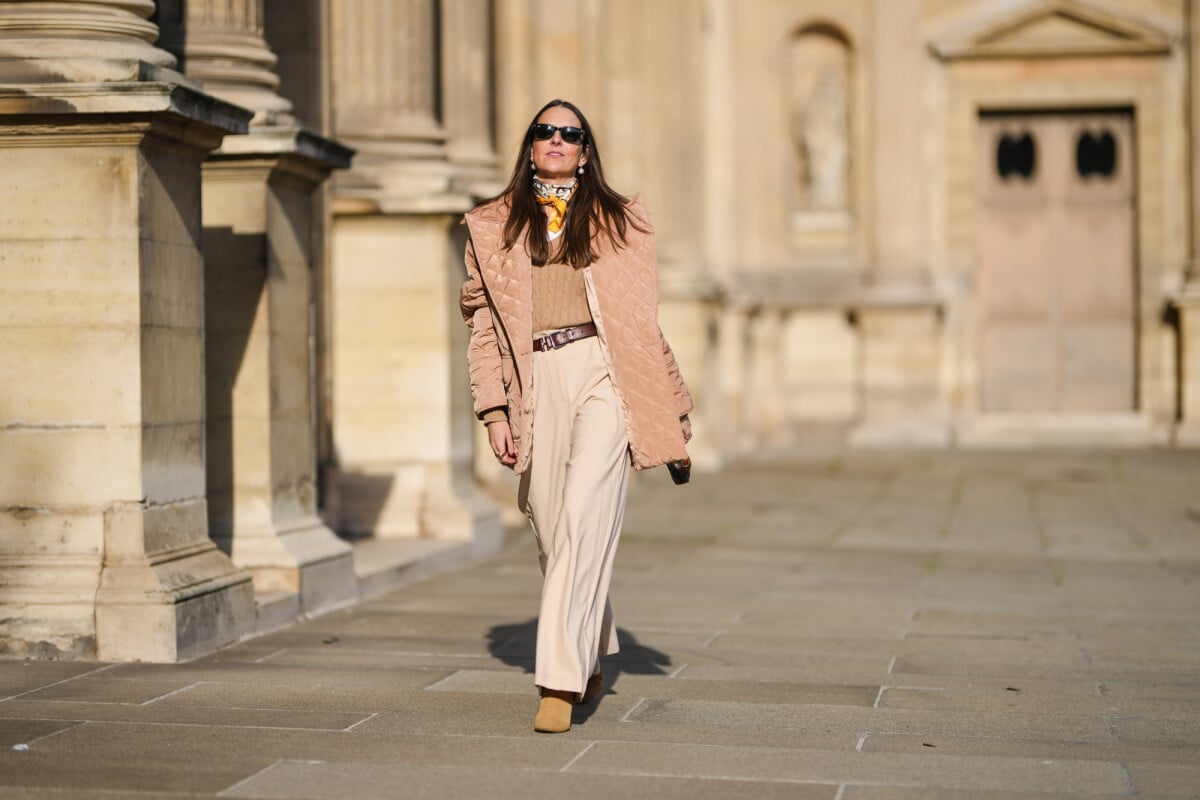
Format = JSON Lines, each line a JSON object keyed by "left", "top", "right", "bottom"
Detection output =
{"left": 460, "top": 99, "right": 693, "bottom": 733}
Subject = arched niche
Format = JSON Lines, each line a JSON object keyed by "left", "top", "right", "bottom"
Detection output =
{"left": 788, "top": 23, "right": 853, "bottom": 231}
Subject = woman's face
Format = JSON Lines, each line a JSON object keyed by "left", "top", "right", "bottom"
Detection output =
{"left": 531, "top": 106, "right": 588, "bottom": 184}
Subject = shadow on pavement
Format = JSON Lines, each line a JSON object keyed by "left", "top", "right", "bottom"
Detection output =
{"left": 486, "top": 618, "right": 672, "bottom": 723}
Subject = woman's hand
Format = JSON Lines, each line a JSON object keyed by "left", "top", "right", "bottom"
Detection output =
{"left": 487, "top": 420, "right": 517, "bottom": 467}
{"left": 681, "top": 416, "right": 693, "bottom": 444}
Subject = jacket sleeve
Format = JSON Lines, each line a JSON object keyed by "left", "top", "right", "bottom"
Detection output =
{"left": 658, "top": 324, "right": 694, "bottom": 419}
{"left": 460, "top": 236, "right": 508, "bottom": 419}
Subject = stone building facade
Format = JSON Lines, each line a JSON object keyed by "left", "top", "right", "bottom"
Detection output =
{"left": 1, "top": 0, "right": 1198, "bottom": 661}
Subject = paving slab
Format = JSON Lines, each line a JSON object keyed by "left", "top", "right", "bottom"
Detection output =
{"left": 0, "top": 451, "right": 1197, "bottom": 798}
{"left": 568, "top": 740, "right": 1130, "bottom": 794}
{"left": 0, "top": 747, "right": 269, "bottom": 794}
{"left": 0, "top": 663, "right": 111, "bottom": 700}
{"left": 425, "top": 668, "right": 881, "bottom": 708}
{"left": 625, "top": 697, "right": 1111, "bottom": 743}
{"left": 876, "top": 685, "right": 1110, "bottom": 715}
{"left": 839, "top": 789, "right": 1137, "bottom": 800}
{"left": 0, "top": 790, "right": 213, "bottom": 799}
{"left": 1123, "top": 761, "right": 1200, "bottom": 798}
{"left": 218, "top": 760, "right": 834, "bottom": 800}
{"left": 30, "top": 721, "right": 584, "bottom": 772}
{"left": 0, "top": 718, "right": 81, "bottom": 748}
{"left": 0, "top": 699, "right": 372, "bottom": 730}
{"left": 859, "top": 731, "right": 1200, "bottom": 765}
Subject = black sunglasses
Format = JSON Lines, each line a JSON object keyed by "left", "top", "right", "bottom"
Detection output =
{"left": 530, "top": 123, "right": 587, "bottom": 145}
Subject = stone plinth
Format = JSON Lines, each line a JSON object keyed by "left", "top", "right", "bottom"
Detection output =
{"left": 330, "top": 212, "right": 501, "bottom": 548}
{"left": 850, "top": 298, "right": 949, "bottom": 447}
{"left": 203, "top": 129, "right": 358, "bottom": 616}
{"left": 0, "top": 83, "right": 254, "bottom": 661}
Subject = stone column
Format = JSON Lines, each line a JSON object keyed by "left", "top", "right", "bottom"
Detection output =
{"left": 849, "top": 0, "right": 946, "bottom": 445}
{"left": 173, "top": 0, "right": 294, "bottom": 125}
{"left": 0, "top": 1, "right": 254, "bottom": 661}
{"left": 328, "top": 0, "right": 501, "bottom": 549}
{"left": 158, "top": 0, "right": 359, "bottom": 621}
{"left": 0, "top": 0, "right": 175, "bottom": 82}
{"left": 441, "top": 0, "right": 500, "bottom": 197}
{"left": 331, "top": 0, "right": 457, "bottom": 201}
{"left": 1177, "top": 0, "right": 1200, "bottom": 445}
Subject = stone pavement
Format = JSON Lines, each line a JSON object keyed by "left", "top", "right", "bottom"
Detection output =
{"left": 2, "top": 450, "right": 1199, "bottom": 799}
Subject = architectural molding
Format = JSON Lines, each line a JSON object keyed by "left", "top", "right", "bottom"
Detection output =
{"left": 930, "top": 0, "right": 1175, "bottom": 60}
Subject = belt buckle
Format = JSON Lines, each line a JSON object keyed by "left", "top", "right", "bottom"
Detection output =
{"left": 538, "top": 332, "right": 556, "bottom": 352}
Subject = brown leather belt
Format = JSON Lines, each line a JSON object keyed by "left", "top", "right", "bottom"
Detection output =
{"left": 533, "top": 322, "right": 597, "bottom": 352}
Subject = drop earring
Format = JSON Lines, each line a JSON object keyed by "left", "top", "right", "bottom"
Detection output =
{"left": 577, "top": 164, "right": 585, "bottom": 175}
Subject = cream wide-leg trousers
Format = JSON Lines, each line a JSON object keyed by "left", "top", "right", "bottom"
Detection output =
{"left": 517, "top": 335, "right": 629, "bottom": 696}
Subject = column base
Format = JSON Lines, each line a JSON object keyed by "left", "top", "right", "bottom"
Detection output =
{"left": 1174, "top": 424, "right": 1200, "bottom": 447}
{"left": 95, "top": 499, "right": 254, "bottom": 663}
{"left": 421, "top": 464, "right": 504, "bottom": 550}
{"left": 337, "top": 465, "right": 421, "bottom": 539}
{"left": 223, "top": 517, "right": 358, "bottom": 615}
{"left": 850, "top": 416, "right": 953, "bottom": 448}
{"left": 337, "top": 463, "right": 502, "bottom": 548}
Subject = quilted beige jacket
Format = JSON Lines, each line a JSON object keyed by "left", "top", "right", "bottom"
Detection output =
{"left": 460, "top": 195, "right": 693, "bottom": 474}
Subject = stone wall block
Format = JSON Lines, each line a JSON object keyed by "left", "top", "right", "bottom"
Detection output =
{"left": 0, "top": 580, "right": 101, "bottom": 658}
{"left": 859, "top": 309, "right": 941, "bottom": 417}
{"left": 0, "top": 326, "right": 140, "bottom": 426}
{"left": 851, "top": 307, "right": 949, "bottom": 446}
{"left": 0, "top": 428, "right": 142, "bottom": 508}
{"left": 783, "top": 310, "right": 858, "bottom": 424}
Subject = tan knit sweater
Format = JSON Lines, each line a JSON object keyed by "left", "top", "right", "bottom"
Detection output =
{"left": 482, "top": 237, "right": 592, "bottom": 424}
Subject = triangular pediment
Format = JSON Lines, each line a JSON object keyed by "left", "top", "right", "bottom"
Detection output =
{"left": 930, "top": 0, "right": 1174, "bottom": 61}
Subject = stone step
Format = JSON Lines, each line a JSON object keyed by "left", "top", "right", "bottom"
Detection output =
{"left": 253, "top": 591, "right": 301, "bottom": 636}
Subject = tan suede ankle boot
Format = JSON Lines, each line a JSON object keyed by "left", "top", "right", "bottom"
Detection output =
{"left": 581, "top": 670, "right": 604, "bottom": 705}
{"left": 533, "top": 688, "right": 574, "bottom": 733}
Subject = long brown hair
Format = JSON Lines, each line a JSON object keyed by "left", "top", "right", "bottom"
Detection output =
{"left": 498, "top": 99, "right": 648, "bottom": 267}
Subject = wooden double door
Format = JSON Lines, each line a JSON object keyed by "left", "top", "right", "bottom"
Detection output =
{"left": 976, "top": 110, "right": 1135, "bottom": 412}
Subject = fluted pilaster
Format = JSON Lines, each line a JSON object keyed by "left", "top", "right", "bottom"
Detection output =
{"left": 441, "top": 0, "right": 499, "bottom": 196}
{"left": 0, "top": 0, "right": 177, "bottom": 83}
{"left": 176, "top": 0, "right": 294, "bottom": 125}
{"left": 332, "top": 0, "right": 442, "bottom": 149}
{"left": 330, "top": 0, "right": 461, "bottom": 205}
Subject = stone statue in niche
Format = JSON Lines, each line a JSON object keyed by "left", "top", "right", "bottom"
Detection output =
{"left": 789, "top": 31, "right": 851, "bottom": 228}
{"left": 797, "top": 65, "right": 849, "bottom": 210}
